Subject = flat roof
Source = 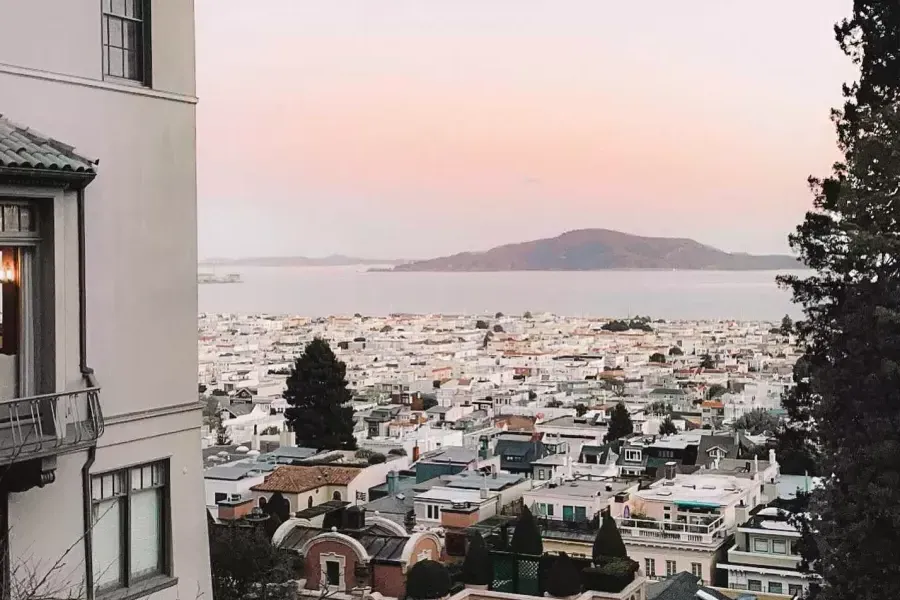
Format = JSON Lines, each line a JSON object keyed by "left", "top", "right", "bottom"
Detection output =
{"left": 636, "top": 473, "right": 755, "bottom": 506}
{"left": 415, "top": 486, "right": 495, "bottom": 503}
{"left": 443, "top": 471, "right": 524, "bottom": 490}
{"left": 525, "top": 480, "right": 632, "bottom": 500}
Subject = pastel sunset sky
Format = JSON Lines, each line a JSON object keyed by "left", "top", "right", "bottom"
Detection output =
{"left": 196, "top": 0, "right": 855, "bottom": 260}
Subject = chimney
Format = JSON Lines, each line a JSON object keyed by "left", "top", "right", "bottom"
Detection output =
{"left": 753, "top": 455, "right": 759, "bottom": 474}
{"left": 412, "top": 445, "right": 420, "bottom": 462}
{"left": 387, "top": 470, "right": 399, "bottom": 496}
{"left": 769, "top": 448, "right": 778, "bottom": 467}
{"left": 664, "top": 461, "right": 677, "bottom": 481}
{"left": 491, "top": 465, "right": 498, "bottom": 479}
{"left": 251, "top": 425, "right": 260, "bottom": 452}
{"left": 480, "top": 475, "right": 489, "bottom": 499}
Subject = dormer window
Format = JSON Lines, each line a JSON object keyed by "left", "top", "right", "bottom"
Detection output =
{"left": 624, "top": 449, "right": 642, "bottom": 462}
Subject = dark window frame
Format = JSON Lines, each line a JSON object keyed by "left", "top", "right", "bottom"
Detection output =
{"left": 91, "top": 459, "right": 171, "bottom": 594}
{"left": 101, "top": 0, "right": 152, "bottom": 86}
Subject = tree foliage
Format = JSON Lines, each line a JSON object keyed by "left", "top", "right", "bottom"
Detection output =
{"left": 648, "top": 352, "right": 666, "bottom": 364}
{"left": 209, "top": 524, "right": 294, "bottom": 600}
{"left": 732, "top": 409, "right": 781, "bottom": 436}
{"left": 475, "top": 320, "right": 490, "bottom": 330}
{"left": 546, "top": 553, "right": 583, "bottom": 598}
{"left": 575, "top": 404, "right": 589, "bottom": 417}
{"left": 668, "top": 346, "right": 684, "bottom": 356}
{"left": 592, "top": 512, "right": 628, "bottom": 563}
{"left": 780, "top": 314, "right": 794, "bottom": 335}
{"left": 776, "top": 4, "right": 900, "bottom": 599}
{"left": 283, "top": 338, "right": 357, "bottom": 450}
{"left": 510, "top": 505, "right": 543, "bottom": 555}
{"left": 699, "top": 354, "right": 715, "bottom": 370}
{"left": 604, "top": 403, "right": 633, "bottom": 443}
{"left": 461, "top": 533, "right": 493, "bottom": 586}
{"left": 658, "top": 415, "right": 678, "bottom": 436}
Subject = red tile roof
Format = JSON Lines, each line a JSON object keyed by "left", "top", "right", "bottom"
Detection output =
{"left": 251, "top": 465, "right": 362, "bottom": 494}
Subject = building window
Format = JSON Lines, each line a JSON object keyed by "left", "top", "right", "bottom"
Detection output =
{"left": 753, "top": 538, "right": 769, "bottom": 553}
{"left": 537, "top": 469, "right": 545, "bottom": 480}
{"left": 772, "top": 539, "right": 787, "bottom": 554}
{"left": 546, "top": 503, "right": 554, "bottom": 517}
{"left": 691, "top": 563, "right": 702, "bottom": 582}
{"left": 644, "top": 558, "right": 656, "bottom": 577}
{"left": 748, "top": 580, "right": 762, "bottom": 592}
{"left": 214, "top": 492, "right": 227, "bottom": 504}
{"left": 666, "top": 560, "right": 676, "bottom": 577}
{"left": 91, "top": 461, "right": 169, "bottom": 593}
{"left": 102, "top": 0, "right": 150, "bottom": 83}
{"left": 769, "top": 582, "right": 784, "bottom": 594}
{"left": 426, "top": 504, "right": 441, "bottom": 520}
{"left": 320, "top": 553, "right": 346, "bottom": 590}
{"left": 625, "top": 449, "right": 641, "bottom": 462}
{"left": 789, "top": 584, "right": 803, "bottom": 597}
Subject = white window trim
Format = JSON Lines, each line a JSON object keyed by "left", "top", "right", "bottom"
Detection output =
{"left": 624, "top": 449, "right": 641, "bottom": 462}
{"left": 320, "top": 552, "right": 347, "bottom": 592}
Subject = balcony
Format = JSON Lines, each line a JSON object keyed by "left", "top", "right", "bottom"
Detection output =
{"left": 0, "top": 386, "right": 104, "bottom": 465}
{"left": 725, "top": 544, "right": 802, "bottom": 571}
{"left": 615, "top": 516, "right": 727, "bottom": 547}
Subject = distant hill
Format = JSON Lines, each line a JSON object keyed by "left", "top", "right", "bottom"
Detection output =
{"left": 391, "top": 229, "right": 801, "bottom": 272}
{"left": 199, "top": 255, "right": 406, "bottom": 267}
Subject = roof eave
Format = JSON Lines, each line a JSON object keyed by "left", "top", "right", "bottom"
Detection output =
{"left": 0, "top": 165, "right": 97, "bottom": 190}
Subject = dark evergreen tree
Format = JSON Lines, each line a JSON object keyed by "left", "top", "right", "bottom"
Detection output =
{"left": 406, "top": 560, "right": 451, "bottom": 600}
{"left": 262, "top": 491, "right": 291, "bottom": 523}
{"left": 461, "top": 533, "right": 493, "bottom": 586}
{"left": 592, "top": 512, "right": 627, "bottom": 564}
{"left": 509, "top": 505, "right": 543, "bottom": 555}
{"left": 475, "top": 320, "right": 489, "bottom": 330}
{"left": 546, "top": 553, "right": 582, "bottom": 598}
{"left": 208, "top": 523, "right": 293, "bottom": 600}
{"left": 658, "top": 415, "right": 677, "bottom": 436}
{"left": 648, "top": 353, "right": 666, "bottom": 364}
{"left": 780, "top": 314, "right": 794, "bottom": 335}
{"left": 731, "top": 409, "right": 780, "bottom": 436}
{"left": 668, "top": 346, "right": 683, "bottom": 356}
{"left": 698, "top": 354, "right": 715, "bottom": 370}
{"left": 604, "top": 403, "right": 632, "bottom": 443}
{"left": 283, "top": 338, "right": 357, "bottom": 450}
{"left": 776, "top": 3, "right": 900, "bottom": 598}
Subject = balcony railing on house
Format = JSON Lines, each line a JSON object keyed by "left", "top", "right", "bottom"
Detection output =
{"left": 0, "top": 387, "right": 103, "bottom": 463}
{"left": 615, "top": 516, "right": 727, "bottom": 546}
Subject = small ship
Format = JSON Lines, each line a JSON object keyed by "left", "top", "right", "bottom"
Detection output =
{"left": 197, "top": 272, "right": 242, "bottom": 284}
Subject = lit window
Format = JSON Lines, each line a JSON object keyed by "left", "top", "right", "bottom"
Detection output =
{"left": 91, "top": 461, "right": 168, "bottom": 593}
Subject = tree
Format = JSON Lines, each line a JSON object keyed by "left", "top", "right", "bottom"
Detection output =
{"left": 493, "top": 324, "right": 505, "bottom": 333}
{"left": 215, "top": 421, "right": 231, "bottom": 446}
{"left": 523, "top": 311, "right": 533, "bottom": 319}
{"left": 475, "top": 320, "right": 489, "bottom": 330}
{"left": 592, "top": 512, "right": 628, "bottom": 563}
{"left": 706, "top": 384, "right": 727, "bottom": 400}
{"left": 648, "top": 352, "right": 666, "bottom": 364}
{"left": 775, "top": 5, "right": 900, "bottom": 599}
{"left": 422, "top": 397, "right": 438, "bottom": 411}
{"left": 575, "top": 404, "right": 589, "bottom": 417}
{"left": 546, "top": 553, "right": 582, "bottom": 598}
{"left": 209, "top": 523, "right": 294, "bottom": 600}
{"left": 283, "top": 338, "right": 357, "bottom": 450}
{"left": 668, "top": 346, "right": 684, "bottom": 356}
{"left": 495, "top": 311, "right": 504, "bottom": 318}
{"left": 510, "top": 505, "right": 543, "bottom": 555}
{"left": 732, "top": 409, "right": 781, "bottom": 436}
{"left": 604, "top": 403, "right": 633, "bottom": 443}
{"left": 780, "top": 314, "right": 794, "bottom": 336}
{"left": 368, "top": 453, "right": 386, "bottom": 465}
{"left": 698, "top": 354, "right": 715, "bottom": 369}
{"left": 262, "top": 491, "right": 291, "bottom": 523}
{"left": 658, "top": 415, "right": 678, "bottom": 436}
{"left": 461, "top": 533, "right": 493, "bottom": 586}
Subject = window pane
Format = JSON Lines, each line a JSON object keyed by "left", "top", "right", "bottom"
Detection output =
{"left": 102, "top": 0, "right": 111, "bottom": 12}
{"left": 108, "top": 18, "right": 123, "bottom": 48}
{"left": 110, "top": 0, "right": 126, "bottom": 16}
{"left": 124, "top": 50, "right": 141, "bottom": 81}
{"left": 130, "top": 489, "right": 162, "bottom": 579}
{"left": 93, "top": 499, "right": 124, "bottom": 591}
{"left": 18, "top": 207, "right": 32, "bottom": 232}
{"left": 108, "top": 48, "right": 124, "bottom": 77}
{"left": 129, "top": 0, "right": 143, "bottom": 19}
{"left": 123, "top": 20, "right": 138, "bottom": 50}
{"left": 3, "top": 207, "right": 17, "bottom": 233}
{"left": 102, "top": 16, "right": 109, "bottom": 45}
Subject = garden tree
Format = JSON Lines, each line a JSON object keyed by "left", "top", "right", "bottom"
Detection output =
{"left": 208, "top": 523, "right": 294, "bottom": 600}
{"left": 215, "top": 421, "right": 231, "bottom": 446}
{"left": 731, "top": 409, "right": 781, "bottom": 436}
{"left": 493, "top": 324, "right": 504, "bottom": 333}
{"left": 422, "top": 397, "right": 439, "bottom": 411}
{"left": 546, "top": 553, "right": 582, "bottom": 598}
{"left": 648, "top": 352, "right": 666, "bottom": 364}
{"left": 575, "top": 404, "right": 589, "bottom": 417}
{"left": 604, "top": 403, "right": 633, "bottom": 443}
{"left": 406, "top": 560, "right": 452, "bottom": 600}
{"left": 523, "top": 311, "right": 533, "bottom": 319}
{"left": 367, "top": 453, "right": 387, "bottom": 465}
{"left": 495, "top": 311, "right": 504, "bottom": 318}
{"left": 706, "top": 384, "right": 727, "bottom": 400}
{"left": 475, "top": 319, "right": 489, "bottom": 330}
{"left": 509, "top": 505, "right": 543, "bottom": 555}
{"left": 699, "top": 354, "right": 715, "bottom": 369}
{"left": 658, "top": 415, "right": 678, "bottom": 436}
{"left": 461, "top": 533, "right": 493, "bottom": 587}
{"left": 262, "top": 492, "right": 291, "bottom": 523}
{"left": 284, "top": 338, "right": 357, "bottom": 450}
{"left": 592, "top": 512, "right": 628, "bottom": 562}
{"left": 668, "top": 346, "right": 684, "bottom": 356}
{"left": 774, "top": 3, "right": 900, "bottom": 598}
{"left": 780, "top": 314, "right": 794, "bottom": 335}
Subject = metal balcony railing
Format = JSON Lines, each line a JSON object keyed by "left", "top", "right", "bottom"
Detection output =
{"left": 615, "top": 516, "right": 727, "bottom": 546}
{"left": 0, "top": 387, "right": 103, "bottom": 462}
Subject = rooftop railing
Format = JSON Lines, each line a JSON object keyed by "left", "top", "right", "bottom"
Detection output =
{"left": 615, "top": 516, "right": 726, "bottom": 546}
{"left": 0, "top": 387, "right": 103, "bottom": 463}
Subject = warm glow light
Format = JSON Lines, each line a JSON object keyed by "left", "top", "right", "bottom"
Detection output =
{"left": 0, "top": 264, "right": 14, "bottom": 284}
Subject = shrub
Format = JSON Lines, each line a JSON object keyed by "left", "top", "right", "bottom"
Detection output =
{"left": 368, "top": 453, "right": 387, "bottom": 465}
{"left": 546, "top": 553, "right": 583, "bottom": 598}
{"left": 461, "top": 533, "right": 493, "bottom": 585}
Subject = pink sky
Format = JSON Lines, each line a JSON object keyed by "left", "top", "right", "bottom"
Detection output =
{"left": 196, "top": 0, "right": 855, "bottom": 259}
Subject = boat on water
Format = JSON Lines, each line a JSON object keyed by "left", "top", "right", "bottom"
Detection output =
{"left": 198, "top": 272, "right": 242, "bottom": 284}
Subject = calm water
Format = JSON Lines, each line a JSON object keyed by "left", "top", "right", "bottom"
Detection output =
{"left": 198, "top": 266, "right": 807, "bottom": 321}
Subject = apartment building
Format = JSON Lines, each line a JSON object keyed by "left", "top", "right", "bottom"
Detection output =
{"left": 0, "top": 2, "right": 210, "bottom": 600}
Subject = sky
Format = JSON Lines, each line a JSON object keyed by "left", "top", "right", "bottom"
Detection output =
{"left": 195, "top": 0, "right": 856, "bottom": 260}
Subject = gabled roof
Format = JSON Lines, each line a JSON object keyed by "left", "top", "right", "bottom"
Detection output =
{"left": 251, "top": 464, "right": 361, "bottom": 493}
{"left": 0, "top": 115, "right": 97, "bottom": 183}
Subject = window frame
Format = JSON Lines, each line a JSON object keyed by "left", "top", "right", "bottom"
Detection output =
{"left": 691, "top": 562, "right": 702, "bottom": 581}
{"left": 101, "top": 0, "right": 152, "bottom": 86}
{"left": 644, "top": 558, "right": 656, "bottom": 577}
{"left": 624, "top": 449, "right": 642, "bottom": 462}
{"left": 90, "top": 459, "right": 171, "bottom": 594}
{"left": 747, "top": 579, "right": 762, "bottom": 592}
{"left": 772, "top": 539, "right": 788, "bottom": 554}
{"left": 788, "top": 584, "right": 803, "bottom": 597}
{"left": 753, "top": 537, "right": 769, "bottom": 553}
{"left": 768, "top": 581, "right": 784, "bottom": 595}
{"left": 665, "top": 560, "right": 676, "bottom": 577}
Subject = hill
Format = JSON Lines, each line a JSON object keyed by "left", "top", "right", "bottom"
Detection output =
{"left": 199, "top": 255, "right": 405, "bottom": 267}
{"left": 391, "top": 229, "right": 800, "bottom": 271}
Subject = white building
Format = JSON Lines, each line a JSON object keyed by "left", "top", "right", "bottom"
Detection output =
{"left": 0, "top": 2, "right": 211, "bottom": 599}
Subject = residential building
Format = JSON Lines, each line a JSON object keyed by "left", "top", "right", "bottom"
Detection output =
{"left": 525, "top": 479, "right": 636, "bottom": 524}
{"left": 0, "top": 2, "right": 210, "bottom": 600}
